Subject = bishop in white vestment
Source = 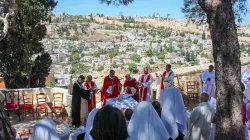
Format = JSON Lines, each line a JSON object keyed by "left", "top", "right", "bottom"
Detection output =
{"left": 202, "top": 65, "right": 216, "bottom": 98}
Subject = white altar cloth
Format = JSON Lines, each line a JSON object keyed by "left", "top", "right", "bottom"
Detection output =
{"left": 106, "top": 94, "right": 138, "bottom": 109}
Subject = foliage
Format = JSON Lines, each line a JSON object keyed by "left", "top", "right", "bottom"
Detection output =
{"left": 0, "top": 0, "right": 56, "bottom": 88}
{"left": 193, "top": 39, "right": 198, "bottom": 44}
{"left": 128, "top": 63, "right": 138, "bottom": 73}
{"left": 30, "top": 52, "right": 52, "bottom": 85}
{"left": 202, "top": 31, "right": 206, "bottom": 40}
{"left": 97, "top": 66, "right": 104, "bottom": 71}
{"left": 185, "top": 50, "right": 190, "bottom": 62}
{"left": 146, "top": 49, "right": 156, "bottom": 57}
{"left": 131, "top": 53, "right": 141, "bottom": 62}
{"left": 157, "top": 51, "right": 166, "bottom": 60}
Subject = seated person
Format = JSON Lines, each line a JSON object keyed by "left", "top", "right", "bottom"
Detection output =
{"left": 72, "top": 118, "right": 87, "bottom": 140}
{"left": 31, "top": 117, "right": 70, "bottom": 140}
{"left": 124, "top": 109, "right": 133, "bottom": 126}
{"left": 152, "top": 101, "right": 162, "bottom": 118}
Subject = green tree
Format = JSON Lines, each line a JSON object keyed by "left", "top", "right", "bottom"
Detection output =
{"left": 193, "top": 39, "right": 198, "bottom": 44}
{"left": 131, "top": 53, "right": 141, "bottom": 62}
{"left": 97, "top": 66, "right": 104, "bottom": 71}
{"left": 202, "top": 31, "right": 206, "bottom": 40}
{"left": 128, "top": 63, "right": 138, "bottom": 73}
{"left": 157, "top": 52, "right": 166, "bottom": 60}
{"left": 0, "top": 0, "right": 56, "bottom": 88}
{"left": 185, "top": 51, "right": 190, "bottom": 62}
{"left": 146, "top": 49, "right": 156, "bottom": 57}
{"left": 180, "top": 49, "right": 185, "bottom": 56}
{"left": 190, "top": 51, "right": 195, "bottom": 62}
{"left": 30, "top": 52, "right": 52, "bottom": 85}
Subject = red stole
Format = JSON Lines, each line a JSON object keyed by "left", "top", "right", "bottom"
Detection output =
{"left": 160, "top": 71, "right": 173, "bottom": 91}
{"left": 84, "top": 81, "right": 96, "bottom": 113}
{"left": 140, "top": 74, "right": 151, "bottom": 101}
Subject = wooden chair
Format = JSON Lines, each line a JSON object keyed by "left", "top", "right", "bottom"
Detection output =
{"left": 186, "top": 81, "right": 200, "bottom": 104}
{"left": 52, "top": 92, "right": 64, "bottom": 119}
{"left": 3, "top": 90, "right": 21, "bottom": 121}
{"left": 36, "top": 93, "right": 48, "bottom": 118}
{"left": 20, "top": 93, "right": 35, "bottom": 120}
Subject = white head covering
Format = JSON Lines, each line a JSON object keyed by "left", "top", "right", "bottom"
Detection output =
{"left": 30, "top": 118, "right": 60, "bottom": 140}
{"left": 127, "top": 101, "right": 170, "bottom": 140}
{"left": 160, "top": 86, "right": 188, "bottom": 139}
{"left": 84, "top": 108, "right": 99, "bottom": 140}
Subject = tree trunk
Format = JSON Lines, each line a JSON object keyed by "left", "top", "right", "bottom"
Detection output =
{"left": 199, "top": 0, "right": 243, "bottom": 139}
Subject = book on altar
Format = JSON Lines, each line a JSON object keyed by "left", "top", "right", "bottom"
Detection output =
{"left": 107, "top": 86, "right": 113, "bottom": 94}
{"left": 130, "top": 87, "right": 137, "bottom": 94}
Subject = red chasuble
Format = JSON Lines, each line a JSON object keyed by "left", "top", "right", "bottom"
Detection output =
{"left": 101, "top": 76, "right": 121, "bottom": 105}
{"left": 160, "top": 71, "right": 173, "bottom": 91}
{"left": 84, "top": 81, "right": 96, "bottom": 113}
{"left": 124, "top": 78, "right": 139, "bottom": 101}
{"left": 140, "top": 74, "right": 152, "bottom": 101}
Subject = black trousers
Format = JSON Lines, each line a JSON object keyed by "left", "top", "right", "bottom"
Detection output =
{"left": 168, "top": 131, "right": 185, "bottom": 140}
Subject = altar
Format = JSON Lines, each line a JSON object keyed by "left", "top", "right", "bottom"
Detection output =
{"left": 106, "top": 94, "right": 138, "bottom": 109}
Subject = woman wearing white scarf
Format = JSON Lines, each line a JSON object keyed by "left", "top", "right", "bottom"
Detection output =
{"left": 127, "top": 101, "right": 170, "bottom": 140}
{"left": 160, "top": 86, "right": 188, "bottom": 139}
{"left": 84, "top": 108, "right": 99, "bottom": 140}
{"left": 30, "top": 118, "right": 60, "bottom": 140}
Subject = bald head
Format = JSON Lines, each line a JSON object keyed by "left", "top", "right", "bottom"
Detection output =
{"left": 200, "top": 92, "right": 210, "bottom": 102}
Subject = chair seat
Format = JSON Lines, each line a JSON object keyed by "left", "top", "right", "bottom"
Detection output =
{"left": 53, "top": 105, "right": 63, "bottom": 109}
{"left": 5, "top": 102, "right": 18, "bottom": 109}
{"left": 37, "top": 104, "right": 47, "bottom": 109}
{"left": 20, "top": 104, "right": 33, "bottom": 109}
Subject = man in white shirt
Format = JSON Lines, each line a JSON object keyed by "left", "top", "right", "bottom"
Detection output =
{"left": 202, "top": 65, "right": 216, "bottom": 98}
{"left": 242, "top": 67, "right": 250, "bottom": 99}
{"left": 137, "top": 67, "right": 153, "bottom": 102}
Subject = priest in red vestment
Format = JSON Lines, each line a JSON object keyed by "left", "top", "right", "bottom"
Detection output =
{"left": 124, "top": 74, "right": 139, "bottom": 101}
{"left": 137, "top": 67, "right": 153, "bottom": 102}
{"left": 84, "top": 75, "right": 98, "bottom": 113}
{"left": 101, "top": 70, "right": 122, "bottom": 105}
{"left": 159, "top": 64, "right": 175, "bottom": 103}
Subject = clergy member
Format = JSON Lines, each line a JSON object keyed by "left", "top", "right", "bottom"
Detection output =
{"left": 137, "top": 67, "right": 153, "bottom": 102}
{"left": 242, "top": 67, "right": 250, "bottom": 99}
{"left": 202, "top": 65, "right": 216, "bottom": 98}
{"left": 189, "top": 92, "right": 214, "bottom": 140}
{"left": 84, "top": 75, "right": 98, "bottom": 114}
{"left": 71, "top": 75, "right": 92, "bottom": 127}
{"left": 101, "top": 70, "right": 122, "bottom": 105}
{"left": 124, "top": 74, "right": 139, "bottom": 101}
{"left": 159, "top": 64, "right": 175, "bottom": 102}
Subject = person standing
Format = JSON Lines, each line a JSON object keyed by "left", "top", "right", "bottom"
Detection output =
{"left": 202, "top": 65, "right": 216, "bottom": 98}
{"left": 123, "top": 74, "right": 139, "bottom": 101}
{"left": 137, "top": 67, "right": 153, "bottom": 102}
{"left": 189, "top": 93, "right": 215, "bottom": 140}
{"left": 101, "top": 70, "right": 122, "bottom": 105}
{"left": 71, "top": 75, "right": 92, "bottom": 127}
{"left": 84, "top": 75, "right": 98, "bottom": 114}
{"left": 242, "top": 67, "right": 250, "bottom": 99}
{"left": 159, "top": 64, "right": 175, "bottom": 102}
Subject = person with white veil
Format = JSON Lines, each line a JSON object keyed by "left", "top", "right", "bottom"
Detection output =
{"left": 84, "top": 108, "right": 99, "bottom": 140}
{"left": 30, "top": 117, "right": 70, "bottom": 140}
{"left": 160, "top": 86, "right": 188, "bottom": 140}
{"left": 127, "top": 101, "right": 170, "bottom": 140}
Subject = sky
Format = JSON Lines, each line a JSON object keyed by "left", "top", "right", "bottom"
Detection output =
{"left": 56, "top": 0, "right": 250, "bottom": 24}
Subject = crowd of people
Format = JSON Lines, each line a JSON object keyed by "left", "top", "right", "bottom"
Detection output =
{"left": 7, "top": 64, "right": 250, "bottom": 140}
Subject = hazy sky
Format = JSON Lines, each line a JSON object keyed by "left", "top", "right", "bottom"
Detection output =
{"left": 56, "top": 0, "right": 250, "bottom": 24}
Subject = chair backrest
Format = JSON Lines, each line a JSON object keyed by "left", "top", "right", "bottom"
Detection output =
{"left": 53, "top": 92, "right": 64, "bottom": 106}
{"left": 3, "top": 90, "right": 20, "bottom": 105}
{"left": 36, "top": 93, "right": 47, "bottom": 105}
{"left": 23, "top": 93, "right": 33, "bottom": 105}
{"left": 186, "top": 81, "right": 198, "bottom": 93}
